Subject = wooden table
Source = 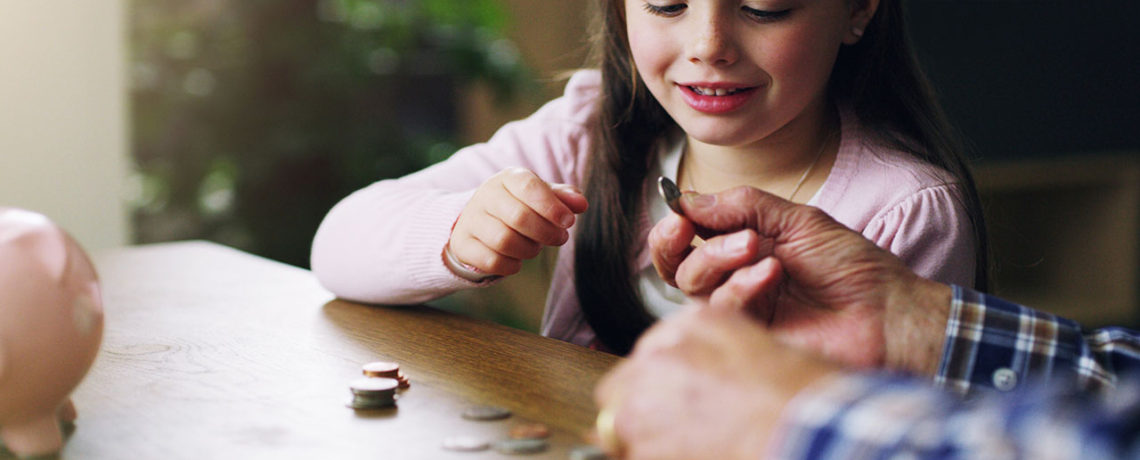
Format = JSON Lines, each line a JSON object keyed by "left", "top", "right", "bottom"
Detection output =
{"left": 46, "top": 241, "right": 620, "bottom": 459}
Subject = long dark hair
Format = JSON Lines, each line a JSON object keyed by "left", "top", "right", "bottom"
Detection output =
{"left": 830, "top": 0, "right": 990, "bottom": 292}
{"left": 575, "top": 0, "right": 989, "bottom": 354}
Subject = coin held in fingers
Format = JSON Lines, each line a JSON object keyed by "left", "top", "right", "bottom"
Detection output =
{"left": 657, "top": 176, "right": 685, "bottom": 216}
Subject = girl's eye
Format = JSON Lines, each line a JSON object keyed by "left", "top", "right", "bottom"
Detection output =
{"left": 741, "top": 6, "right": 790, "bottom": 22}
{"left": 643, "top": 2, "right": 687, "bottom": 17}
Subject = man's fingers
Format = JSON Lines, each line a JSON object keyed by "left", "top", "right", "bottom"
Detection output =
{"left": 708, "top": 257, "right": 785, "bottom": 320}
{"left": 679, "top": 187, "right": 798, "bottom": 237}
{"left": 674, "top": 229, "right": 761, "bottom": 296}
{"left": 649, "top": 214, "right": 696, "bottom": 286}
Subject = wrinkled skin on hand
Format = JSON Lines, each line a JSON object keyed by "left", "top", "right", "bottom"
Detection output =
{"left": 648, "top": 187, "right": 950, "bottom": 374}
{"left": 594, "top": 306, "right": 837, "bottom": 460}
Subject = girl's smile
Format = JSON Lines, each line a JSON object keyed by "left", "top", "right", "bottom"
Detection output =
{"left": 676, "top": 82, "right": 761, "bottom": 114}
{"left": 626, "top": 0, "right": 859, "bottom": 149}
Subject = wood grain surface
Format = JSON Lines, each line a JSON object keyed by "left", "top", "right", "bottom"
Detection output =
{"left": 26, "top": 241, "right": 620, "bottom": 459}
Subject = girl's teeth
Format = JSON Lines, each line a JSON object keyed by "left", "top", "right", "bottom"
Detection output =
{"left": 690, "top": 86, "right": 741, "bottom": 96}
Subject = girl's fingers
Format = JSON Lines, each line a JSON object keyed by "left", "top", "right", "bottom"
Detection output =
{"left": 550, "top": 183, "right": 589, "bottom": 214}
{"left": 469, "top": 216, "right": 544, "bottom": 260}
{"left": 451, "top": 169, "right": 582, "bottom": 279}
{"left": 450, "top": 233, "right": 523, "bottom": 276}
{"left": 674, "top": 229, "right": 761, "bottom": 296}
{"left": 501, "top": 168, "right": 578, "bottom": 232}
{"left": 487, "top": 189, "right": 569, "bottom": 247}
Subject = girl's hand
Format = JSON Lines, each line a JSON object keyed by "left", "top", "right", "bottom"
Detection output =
{"left": 448, "top": 167, "right": 588, "bottom": 277}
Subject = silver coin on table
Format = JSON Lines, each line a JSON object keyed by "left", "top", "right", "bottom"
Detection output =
{"left": 494, "top": 438, "right": 549, "bottom": 455}
{"left": 346, "top": 393, "right": 397, "bottom": 409}
{"left": 569, "top": 444, "right": 611, "bottom": 460}
{"left": 347, "top": 394, "right": 396, "bottom": 409}
{"left": 348, "top": 377, "right": 399, "bottom": 394}
{"left": 461, "top": 405, "right": 512, "bottom": 421}
{"left": 440, "top": 435, "right": 491, "bottom": 452}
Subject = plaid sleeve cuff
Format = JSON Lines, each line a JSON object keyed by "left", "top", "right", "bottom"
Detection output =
{"left": 934, "top": 286, "right": 1121, "bottom": 395}
{"left": 770, "top": 370, "right": 1137, "bottom": 460}
{"left": 770, "top": 373, "right": 958, "bottom": 460}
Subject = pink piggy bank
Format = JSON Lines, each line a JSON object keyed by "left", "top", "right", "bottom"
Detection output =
{"left": 0, "top": 207, "right": 103, "bottom": 457}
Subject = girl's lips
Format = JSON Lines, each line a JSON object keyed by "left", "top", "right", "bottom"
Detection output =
{"left": 677, "top": 84, "right": 758, "bottom": 114}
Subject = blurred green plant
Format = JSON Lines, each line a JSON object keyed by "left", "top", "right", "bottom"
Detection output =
{"left": 129, "top": 0, "right": 533, "bottom": 267}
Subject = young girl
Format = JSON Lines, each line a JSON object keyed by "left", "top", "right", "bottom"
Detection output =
{"left": 311, "top": 0, "right": 988, "bottom": 355}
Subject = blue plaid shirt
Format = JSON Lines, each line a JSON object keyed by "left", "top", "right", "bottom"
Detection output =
{"left": 772, "top": 286, "right": 1140, "bottom": 459}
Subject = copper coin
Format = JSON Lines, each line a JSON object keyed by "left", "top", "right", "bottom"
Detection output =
{"left": 362, "top": 361, "right": 400, "bottom": 378}
{"left": 509, "top": 423, "right": 550, "bottom": 440}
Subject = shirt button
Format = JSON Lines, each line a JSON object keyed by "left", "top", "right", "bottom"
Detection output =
{"left": 993, "top": 367, "right": 1018, "bottom": 391}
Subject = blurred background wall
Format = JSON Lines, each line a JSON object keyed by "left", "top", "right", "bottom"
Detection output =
{"left": 0, "top": 1, "right": 128, "bottom": 250}
{"left": 908, "top": 2, "right": 1140, "bottom": 329}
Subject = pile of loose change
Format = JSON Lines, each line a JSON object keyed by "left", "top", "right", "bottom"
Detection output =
{"left": 345, "top": 364, "right": 609, "bottom": 457}
{"left": 347, "top": 361, "right": 410, "bottom": 410}
{"left": 443, "top": 405, "right": 610, "bottom": 457}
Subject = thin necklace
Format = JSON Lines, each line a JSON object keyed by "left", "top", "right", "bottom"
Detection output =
{"left": 682, "top": 130, "right": 837, "bottom": 202}
{"left": 785, "top": 130, "right": 836, "bottom": 202}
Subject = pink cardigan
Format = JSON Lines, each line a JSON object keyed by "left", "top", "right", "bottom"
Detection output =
{"left": 311, "top": 70, "right": 976, "bottom": 347}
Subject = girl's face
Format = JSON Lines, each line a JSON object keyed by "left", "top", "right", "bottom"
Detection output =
{"left": 624, "top": 0, "right": 865, "bottom": 148}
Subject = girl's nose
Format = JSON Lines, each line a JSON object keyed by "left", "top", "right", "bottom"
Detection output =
{"left": 687, "top": 12, "right": 739, "bottom": 67}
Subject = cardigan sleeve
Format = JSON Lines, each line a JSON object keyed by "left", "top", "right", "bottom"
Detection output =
{"left": 861, "top": 184, "right": 977, "bottom": 288}
{"left": 309, "top": 71, "right": 599, "bottom": 304}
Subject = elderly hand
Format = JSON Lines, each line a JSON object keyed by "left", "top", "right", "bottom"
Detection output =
{"left": 594, "top": 305, "right": 838, "bottom": 460}
{"left": 648, "top": 187, "right": 951, "bottom": 375}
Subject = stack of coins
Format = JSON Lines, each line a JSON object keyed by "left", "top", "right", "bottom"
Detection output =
{"left": 362, "top": 361, "right": 410, "bottom": 389}
{"left": 347, "top": 377, "right": 398, "bottom": 410}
